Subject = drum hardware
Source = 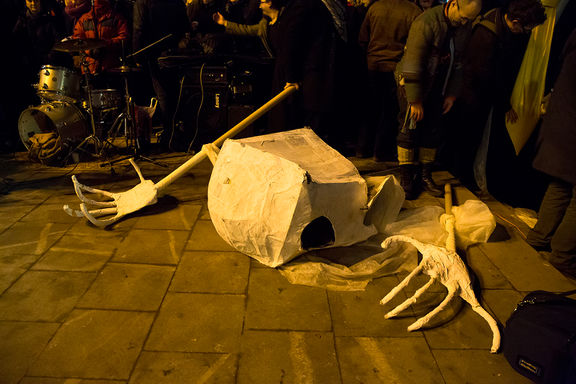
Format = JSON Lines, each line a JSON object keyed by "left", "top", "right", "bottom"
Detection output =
{"left": 53, "top": 37, "right": 107, "bottom": 53}
{"left": 100, "top": 39, "right": 171, "bottom": 169}
{"left": 64, "top": 48, "right": 106, "bottom": 160}
{"left": 100, "top": 62, "right": 163, "bottom": 168}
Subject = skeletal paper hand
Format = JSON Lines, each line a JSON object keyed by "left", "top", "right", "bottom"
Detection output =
{"left": 63, "top": 158, "right": 158, "bottom": 227}
{"left": 380, "top": 235, "right": 500, "bottom": 353}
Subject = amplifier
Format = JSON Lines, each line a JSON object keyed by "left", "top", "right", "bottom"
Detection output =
{"left": 183, "top": 66, "right": 228, "bottom": 85}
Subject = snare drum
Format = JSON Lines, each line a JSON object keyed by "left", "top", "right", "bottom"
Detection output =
{"left": 18, "top": 101, "right": 89, "bottom": 149}
{"left": 36, "top": 65, "right": 82, "bottom": 103}
{"left": 86, "top": 89, "right": 123, "bottom": 111}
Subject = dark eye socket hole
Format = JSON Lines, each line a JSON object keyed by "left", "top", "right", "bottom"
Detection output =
{"left": 301, "top": 216, "right": 335, "bottom": 250}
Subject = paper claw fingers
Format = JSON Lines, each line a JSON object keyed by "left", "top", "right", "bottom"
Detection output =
{"left": 380, "top": 263, "right": 424, "bottom": 306}
{"left": 128, "top": 158, "right": 146, "bottom": 183}
{"left": 407, "top": 288, "right": 458, "bottom": 332}
{"left": 72, "top": 175, "right": 114, "bottom": 198}
{"left": 385, "top": 277, "right": 436, "bottom": 319}
{"left": 63, "top": 205, "right": 86, "bottom": 217}
{"left": 471, "top": 305, "right": 501, "bottom": 353}
{"left": 80, "top": 203, "right": 120, "bottom": 227}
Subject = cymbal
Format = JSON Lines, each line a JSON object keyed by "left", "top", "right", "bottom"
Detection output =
{"left": 108, "top": 65, "right": 143, "bottom": 74}
{"left": 53, "top": 38, "right": 106, "bottom": 52}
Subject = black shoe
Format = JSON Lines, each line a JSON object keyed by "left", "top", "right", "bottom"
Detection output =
{"left": 400, "top": 164, "right": 419, "bottom": 200}
{"left": 421, "top": 164, "right": 444, "bottom": 197}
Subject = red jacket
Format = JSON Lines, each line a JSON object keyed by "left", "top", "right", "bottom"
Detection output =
{"left": 73, "top": 0, "right": 128, "bottom": 73}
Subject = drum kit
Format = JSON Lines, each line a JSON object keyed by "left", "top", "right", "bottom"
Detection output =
{"left": 18, "top": 37, "right": 145, "bottom": 163}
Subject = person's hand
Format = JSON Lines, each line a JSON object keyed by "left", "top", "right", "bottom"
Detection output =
{"left": 285, "top": 82, "right": 300, "bottom": 90}
{"left": 212, "top": 12, "right": 226, "bottom": 26}
{"left": 506, "top": 108, "right": 518, "bottom": 123}
{"left": 410, "top": 101, "right": 424, "bottom": 122}
{"left": 442, "top": 95, "right": 456, "bottom": 114}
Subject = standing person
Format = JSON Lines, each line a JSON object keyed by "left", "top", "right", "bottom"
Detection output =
{"left": 395, "top": 0, "right": 482, "bottom": 199}
{"left": 357, "top": 0, "right": 421, "bottom": 161}
{"left": 64, "top": 0, "right": 90, "bottom": 33}
{"left": 10, "top": 0, "right": 70, "bottom": 149}
{"left": 526, "top": 28, "right": 576, "bottom": 280}
{"left": 73, "top": 0, "right": 129, "bottom": 75}
{"left": 454, "top": 0, "right": 546, "bottom": 191}
{"left": 132, "top": 0, "right": 190, "bottom": 149}
{"left": 267, "top": 0, "right": 346, "bottom": 136}
{"left": 214, "top": 0, "right": 346, "bottom": 136}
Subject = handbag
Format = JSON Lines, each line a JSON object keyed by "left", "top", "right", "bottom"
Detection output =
{"left": 503, "top": 290, "right": 576, "bottom": 384}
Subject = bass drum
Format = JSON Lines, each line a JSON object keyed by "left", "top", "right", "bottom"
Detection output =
{"left": 18, "top": 101, "right": 89, "bottom": 149}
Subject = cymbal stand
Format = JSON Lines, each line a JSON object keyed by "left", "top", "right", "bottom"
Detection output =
{"left": 66, "top": 51, "right": 104, "bottom": 160}
{"left": 100, "top": 61, "right": 165, "bottom": 168}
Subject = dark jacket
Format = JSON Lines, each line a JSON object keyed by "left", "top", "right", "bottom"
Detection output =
{"left": 358, "top": 0, "right": 421, "bottom": 72}
{"left": 224, "top": 17, "right": 273, "bottom": 57}
{"left": 271, "top": 0, "right": 338, "bottom": 111}
{"left": 133, "top": 0, "right": 190, "bottom": 56}
{"left": 396, "top": 4, "right": 465, "bottom": 103}
{"left": 461, "top": 8, "right": 529, "bottom": 111}
{"left": 12, "top": 2, "right": 69, "bottom": 72}
{"left": 73, "top": 0, "right": 129, "bottom": 73}
{"left": 532, "top": 29, "right": 576, "bottom": 185}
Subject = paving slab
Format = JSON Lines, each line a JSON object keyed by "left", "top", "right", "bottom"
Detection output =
{"left": 145, "top": 292, "right": 245, "bottom": 353}
{"left": 433, "top": 349, "right": 533, "bottom": 384}
{"left": 0, "top": 204, "right": 37, "bottom": 233}
{"left": 465, "top": 245, "right": 513, "bottom": 289}
{"left": 185, "top": 220, "right": 235, "bottom": 252}
{"left": 112, "top": 229, "right": 189, "bottom": 265}
{"left": 0, "top": 222, "right": 71, "bottom": 257}
{"left": 336, "top": 336, "right": 445, "bottom": 384}
{"left": 170, "top": 251, "right": 251, "bottom": 294}
{"left": 30, "top": 309, "right": 153, "bottom": 380}
{"left": 20, "top": 203, "right": 81, "bottom": 224}
{"left": 482, "top": 289, "right": 525, "bottom": 325}
{"left": 245, "top": 268, "right": 331, "bottom": 332}
{"left": 0, "top": 321, "right": 60, "bottom": 384}
{"left": 328, "top": 275, "right": 423, "bottom": 337}
{"left": 32, "top": 235, "right": 121, "bottom": 272}
{"left": 129, "top": 351, "right": 237, "bottom": 384}
{"left": 0, "top": 270, "right": 96, "bottom": 322}
{"left": 67, "top": 218, "right": 133, "bottom": 238}
{"left": 0, "top": 253, "right": 38, "bottom": 295}
{"left": 78, "top": 263, "right": 174, "bottom": 311}
{"left": 237, "top": 330, "right": 341, "bottom": 384}
{"left": 0, "top": 187, "right": 54, "bottom": 205}
{"left": 421, "top": 304, "right": 496, "bottom": 351}
{"left": 478, "top": 235, "right": 576, "bottom": 292}
{"left": 133, "top": 202, "right": 201, "bottom": 230}
{"left": 20, "top": 379, "right": 126, "bottom": 384}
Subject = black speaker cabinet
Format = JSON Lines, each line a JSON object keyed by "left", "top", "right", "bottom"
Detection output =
{"left": 174, "top": 84, "right": 229, "bottom": 151}
{"left": 227, "top": 104, "right": 257, "bottom": 138}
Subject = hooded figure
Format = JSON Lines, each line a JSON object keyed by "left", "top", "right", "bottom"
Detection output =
{"left": 73, "top": 0, "right": 129, "bottom": 73}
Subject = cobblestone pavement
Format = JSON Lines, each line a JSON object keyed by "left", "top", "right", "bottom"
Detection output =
{"left": 0, "top": 151, "right": 574, "bottom": 384}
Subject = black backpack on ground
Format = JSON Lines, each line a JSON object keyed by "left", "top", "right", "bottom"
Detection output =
{"left": 503, "top": 290, "right": 576, "bottom": 384}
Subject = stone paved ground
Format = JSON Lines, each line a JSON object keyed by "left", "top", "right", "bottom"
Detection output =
{"left": 0, "top": 152, "right": 574, "bottom": 384}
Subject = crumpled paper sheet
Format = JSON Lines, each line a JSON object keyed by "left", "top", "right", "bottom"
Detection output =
{"left": 280, "top": 200, "right": 496, "bottom": 291}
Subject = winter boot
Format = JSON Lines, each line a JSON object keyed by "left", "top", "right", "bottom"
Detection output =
{"left": 421, "top": 163, "right": 444, "bottom": 197}
{"left": 400, "top": 164, "right": 419, "bottom": 200}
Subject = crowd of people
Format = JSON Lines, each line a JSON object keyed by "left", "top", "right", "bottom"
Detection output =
{"left": 1, "top": 0, "right": 575, "bottom": 275}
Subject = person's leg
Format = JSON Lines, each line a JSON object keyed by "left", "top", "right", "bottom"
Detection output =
{"left": 396, "top": 82, "right": 418, "bottom": 200}
{"left": 527, "top": 179, "right": 572, "bottom": 250}
{"left": 417, "top": 96, "right": 444, "bottom": 197}
{"left": 547, "top": 184, "right": 576, "bottom": 277}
